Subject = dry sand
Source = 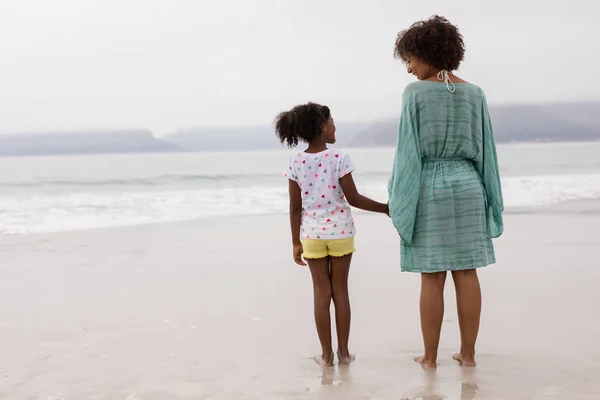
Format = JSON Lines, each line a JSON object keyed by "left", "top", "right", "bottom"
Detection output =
{"left": 0, "top": 201, "right": 599, "bottom": 399}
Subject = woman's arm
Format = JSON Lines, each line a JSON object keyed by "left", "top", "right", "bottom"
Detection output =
{"left": 288, "top": 179, "right": 307, "bottom": 266}
{"left": 339, "top": 173, "right": 389, "bottom": 215}
{"left": 387, "top": 87, "right": 421, "bottom": 244}
{"left": 473, "top": 92, "right": 504, "bottom": 238}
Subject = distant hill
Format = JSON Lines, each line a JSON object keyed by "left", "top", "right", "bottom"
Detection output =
{"left": 1, "top": 102, "right": 597, "bottom": 157}
{"left": 349, "top": 102, "right": 600, "bottom": 147}
{"left": 163, "top": 102, "right": 600, "bottom": 152}
{"left": 0, "top": 130, "right": 183, "bottom": 156}
{"left": 163, "top": 121, "right": 372, "bottom": 152}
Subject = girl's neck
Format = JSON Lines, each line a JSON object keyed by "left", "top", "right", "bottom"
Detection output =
{"left": 304, "top": 140, "right": 328, "bottom": 154}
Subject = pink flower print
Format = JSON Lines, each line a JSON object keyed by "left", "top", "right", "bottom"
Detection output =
{"left": 322, "top": 227, "right": 326, "bottom": 231}
{"left": 304, "top": 191, "right": 309, "bottom": 195}
{"left": 297, "top": 153, "right": 301, "bottom": 156}
{"left": 328, "top": 185, "right": 332, "bottom": 189}
{"left": 332, "top": 185, "right": 337, "bottom": 189}
{"left": 341, "top": 230, "right": 345, "bottom": 235}
{"left": 340, "top": 210, "right": 344, "bottom": 213}
{"left": 341, "top": 195, "right": 345, "bottom": 200}
{"left": 302, "top": 160, "right": 306, "bottom": 164}
{"left": 325, "top": 153, "right": 329, "bottom": 157}
{"left": 335, "top": 154, "right": 339, "bottom": 158}
{"left": 318, "top": 163, "right": 322, "bottom": 167}
{"left": 331, "top": 211, "right": 335, "bottom": 215}
{"left": 307, "top": 235, "right": 310, "bottom": 239}
{"left": 327, "top": 218, "right": 331, "bottom": 222}
{"left": 314, "top": 173, "right": 318, "bottom": 178}
{"left": 318, "top": 204, "right": 322, "bottom": 208}
{"left": 321, "top": 194, "right": 325, "bottom": 198}
{"left": 299, "top": 183, "right": 303, "bottom": 187}
{"left": 294, "top": 160, "right": 298, "bottom": 163}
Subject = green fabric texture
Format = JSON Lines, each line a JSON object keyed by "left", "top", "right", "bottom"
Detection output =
{"left": 388, "top": 81, "right": 504, "bottom": 273}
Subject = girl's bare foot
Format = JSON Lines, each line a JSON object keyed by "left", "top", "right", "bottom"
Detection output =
{"left": 314, "top": 352, "right": 334, "bottom": 367}
{"left": 453, "top": 352, "right": 476, "bottom": 367}
{"left": 337, "top": 350, "right": 356, "bottom": 365}
{"left": 414, "top": 355, "right": 437, "bottom": 369}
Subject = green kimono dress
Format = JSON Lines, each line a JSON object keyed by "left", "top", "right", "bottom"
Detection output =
{"left": 388, "top": 81, "right": 504, "bottom": 273}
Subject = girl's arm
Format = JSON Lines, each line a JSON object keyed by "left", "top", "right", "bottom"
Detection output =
{"left": 288, "top": 180, "right": 307, "bottom": 266}
{"left": 339, "top": 173, "right": 389, "bottom": 215}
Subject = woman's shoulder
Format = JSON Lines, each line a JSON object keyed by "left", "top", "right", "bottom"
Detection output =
{"left": 327, "top": 148, "right": 351, "bottom": 158}
{"left": 403, "top": 80, "right": 485, "bottom": 93}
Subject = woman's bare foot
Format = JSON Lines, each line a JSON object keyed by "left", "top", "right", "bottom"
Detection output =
{"left": 453, "top": 352, "right": 476, "bottom": 367}
{"left": 414, "top": 356, "right": 437, "bottom": 369}
{"left": 314, "top": 352, "right": 334, "bottom": 367}
{"left": 337, "top": 350, "right": 356, "bottom": 365}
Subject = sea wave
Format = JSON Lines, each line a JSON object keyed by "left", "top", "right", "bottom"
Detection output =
{"left": 0, "top": 173, "right": 283, "bottom": 188}
{"left": 1, "top": 173, "right": 599, "bottom": 235}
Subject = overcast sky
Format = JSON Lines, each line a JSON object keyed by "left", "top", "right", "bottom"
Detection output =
{"left": 0, "top": 0, "right": 597, "bottom": 134}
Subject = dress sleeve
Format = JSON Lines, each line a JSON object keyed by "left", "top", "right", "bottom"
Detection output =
{"left": 387, "top": 90, "right": 422, "bottom": 245}
{"left": 473, "top": 93, "right": 504, "bottom": 238}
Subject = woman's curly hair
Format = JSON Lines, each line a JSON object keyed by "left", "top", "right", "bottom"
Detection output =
{"left": 274, "top": 102, "right": 331, "bottom": 148}
{"left": 394, "top": 15, "right": 465, "bottom": 71}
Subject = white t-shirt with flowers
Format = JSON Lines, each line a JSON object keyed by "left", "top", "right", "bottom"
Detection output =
{"left": 285, "top": 149, "right": 356, "bottom": 240}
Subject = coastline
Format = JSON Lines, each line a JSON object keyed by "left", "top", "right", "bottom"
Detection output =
{"left": 1, "top": 197, "right": 600, "bottom": 241}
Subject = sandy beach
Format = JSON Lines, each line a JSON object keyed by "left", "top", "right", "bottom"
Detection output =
{"left": 1, "top": 201, "right": 599, "bottom": 399}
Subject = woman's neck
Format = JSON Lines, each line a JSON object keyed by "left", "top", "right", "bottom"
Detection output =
{"left": 423, "top": 67, "right": 452, "bottom": 81}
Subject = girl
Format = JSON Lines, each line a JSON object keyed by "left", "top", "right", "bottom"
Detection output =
{"left": 275, "top": 102, "right": 389, "bottom": 366}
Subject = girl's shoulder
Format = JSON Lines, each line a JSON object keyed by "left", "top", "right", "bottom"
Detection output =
{"left": 327, "top": 148, "right": 350, "bottom": 157}
{"left": 325, "top": 149, "right": 354, "bottom": 164}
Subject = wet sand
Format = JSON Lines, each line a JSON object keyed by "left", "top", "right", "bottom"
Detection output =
{"left": 0, "top": 201, "right": 599, "bottom": 399}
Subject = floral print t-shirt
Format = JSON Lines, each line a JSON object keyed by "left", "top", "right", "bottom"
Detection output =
{"left": 285, "top": 149, "right": 356, "bottom": 240}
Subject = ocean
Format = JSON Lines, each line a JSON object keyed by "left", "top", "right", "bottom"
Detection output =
{"left": 1, "top": 142, "right": 600, "bottom": 235}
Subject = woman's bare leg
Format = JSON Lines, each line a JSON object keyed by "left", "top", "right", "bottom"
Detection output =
{"left": 329, "top": 253, "right": 354, "bottom": 364}
{"left": 451, "top": 269, "right": 481, "bottom": 367}
{"left": 415, "top": 271, "right": 447, "bottom": 368}
{"left": 307, "top": 257, "right": 334, "bottom": 366}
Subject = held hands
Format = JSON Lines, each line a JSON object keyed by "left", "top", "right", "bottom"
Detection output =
{"left": 293, "top": 243, "right": 307, "bottom": 266}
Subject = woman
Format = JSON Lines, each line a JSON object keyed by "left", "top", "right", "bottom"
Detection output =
{"left": 388, "top": 15, "right": 504, "bottom": 368}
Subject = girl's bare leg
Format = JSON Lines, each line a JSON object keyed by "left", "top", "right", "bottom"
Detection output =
{"left": 451, "top": 269, "right": 481, "bottom": 367}
{"left": 329, "top": 253, "right": 354, "bottom": 364}
{"left": 415, "top": 271, "right": 447, "bottom": 369}
{"left": 307, "top": 257, "right": 334, "bottom": 366}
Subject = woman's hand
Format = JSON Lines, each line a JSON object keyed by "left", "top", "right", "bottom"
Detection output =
{"left": 293, "top": 243, "right": 307, "bottom": 266}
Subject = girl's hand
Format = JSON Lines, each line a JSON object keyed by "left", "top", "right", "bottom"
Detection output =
{"left": 293, "top": 243, "right": 307, "bottom": 266}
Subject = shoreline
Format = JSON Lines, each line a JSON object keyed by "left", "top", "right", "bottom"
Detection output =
{"left": 2, "top": 197, "right": 600, "bottom": 241}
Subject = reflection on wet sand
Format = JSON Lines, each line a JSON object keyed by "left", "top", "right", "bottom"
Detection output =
{"left": 319, "top": 364, "right": 353, "bottom": 387}
{"left": 459, "top": 367, "right": 479, "bottom": 400}
{"left": 400, "top": 367, "right": 479, "bottom": 400}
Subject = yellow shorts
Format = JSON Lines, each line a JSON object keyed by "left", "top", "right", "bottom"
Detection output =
{"left": 302, "top": 237, "right": 355, "bottom": 259}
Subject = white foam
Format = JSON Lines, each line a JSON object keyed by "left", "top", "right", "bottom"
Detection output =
{"left": 360, "top": 173, "right": 600, "bottom": 208}
{"left": 501, "top": 174, "right": 600, "bottom": 206}
{"left": 1, "top": 173, "right": 599, "bottom": 235}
